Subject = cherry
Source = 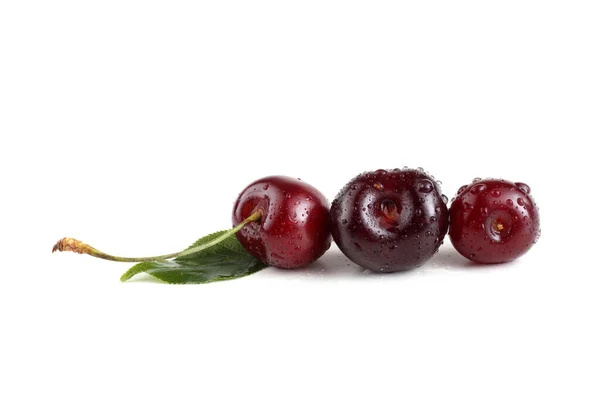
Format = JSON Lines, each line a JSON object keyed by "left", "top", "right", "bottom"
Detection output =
{"left": 330, "top": 168, "right": 449, "bottom": 272}
{"left": 232, "top": 176, "right": 331, "bottom": 269}
{"left": 449, "top": 178, "right": 541, "bottom": 263}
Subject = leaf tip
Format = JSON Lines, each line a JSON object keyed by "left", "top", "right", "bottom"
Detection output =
{"left": 120, "top": 268, "right": 137, "bottom": 282}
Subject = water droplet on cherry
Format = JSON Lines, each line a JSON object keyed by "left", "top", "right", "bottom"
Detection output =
{"left": 516, "top": 182, "right": 531, "bottom": 194}
{"left": 471, "top": 183, "right": 487, "bottom": 194}
{"left": 417, "top": 179, "right": 433, "bottom": 193}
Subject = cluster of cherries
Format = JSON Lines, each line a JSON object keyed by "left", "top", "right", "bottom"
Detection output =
{"left": 234, "top": 168, "right": 540, "bottom": 272}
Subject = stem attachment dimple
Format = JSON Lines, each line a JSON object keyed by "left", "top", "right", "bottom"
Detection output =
{"left": 51, "top": 210, "right": 262, "bottom": 263}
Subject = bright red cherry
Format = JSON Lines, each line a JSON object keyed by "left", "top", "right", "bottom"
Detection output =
{"left": 232, "top": 176, "right": 331, "bottom": 269}
{"left": 330, "top": 168, "right": 449, "bottom": 272}
{"left": 449, "top": 178, "right": 541, "bottom": 263}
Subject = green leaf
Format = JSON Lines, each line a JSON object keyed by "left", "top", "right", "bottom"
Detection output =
{"left": 120, "top": 233, "right": 267, "bottom": 284}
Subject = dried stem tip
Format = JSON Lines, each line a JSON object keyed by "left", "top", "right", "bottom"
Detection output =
{"left": 52, "top": 237, "right": 93, "bottom": 255}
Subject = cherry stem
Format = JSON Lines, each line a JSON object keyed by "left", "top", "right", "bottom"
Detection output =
{"left": 52, "top": 211, "right": 262, "bottom": 263}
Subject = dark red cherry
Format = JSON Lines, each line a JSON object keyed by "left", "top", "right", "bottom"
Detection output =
{"left": 449, "top": 178, "right": 540, "bottom": 263}
{"left": 232, "top": 176, "right": 331, "bottom": 269}
{"left": 330, "top": 168, "right": 449, "bottom": 272}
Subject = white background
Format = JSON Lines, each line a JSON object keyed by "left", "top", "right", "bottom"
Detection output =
{"left": 1, "top": 1, "right": 599, "bottom": 399}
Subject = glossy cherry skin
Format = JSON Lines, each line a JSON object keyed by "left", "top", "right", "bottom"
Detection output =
{"left": 232, "top": 176, "right": 331, "bottom": 269}
{"left": 330, "top": 169, "right": 449, "bottom": 272}
{"left": 449, "top": 179, "right": 540, "bottom": 264}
